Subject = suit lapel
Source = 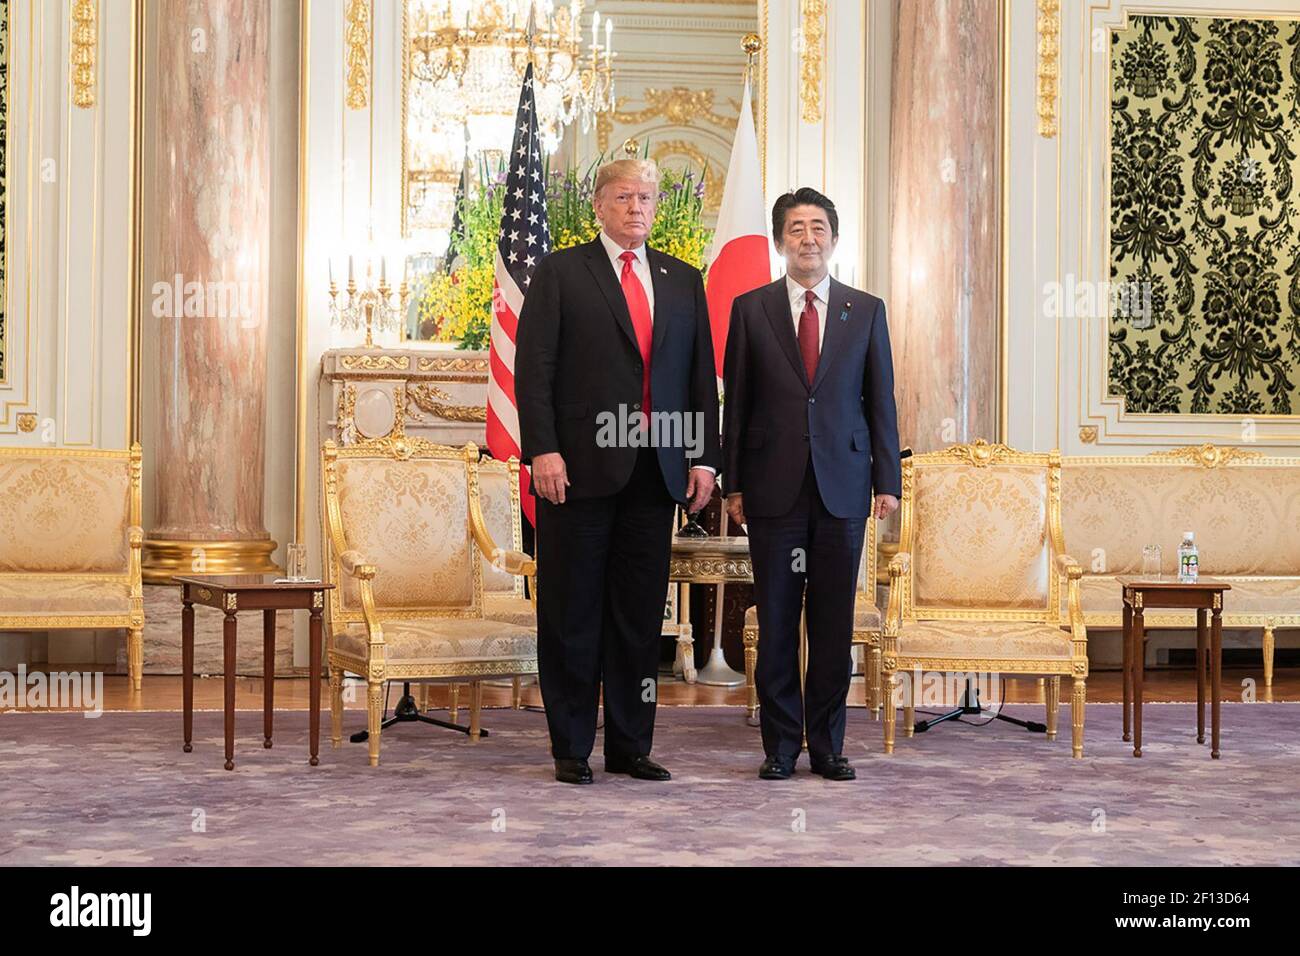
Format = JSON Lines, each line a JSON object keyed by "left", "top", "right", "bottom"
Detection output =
{"left": 761, "top": 279, "right": 809, "bottom": 388}
{"left": 582, "top": 238, "right": 640, "bottom": 355}
{"left": 811, "top": 278, "right": 851, "bottom": 393}
{"left": 646, "top": 246, "right": 672, "bottom": 355}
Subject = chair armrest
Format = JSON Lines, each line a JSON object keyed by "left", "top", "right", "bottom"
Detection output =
{"left": 468, "top": 482, "right": 538, "bottom": 578}
{"left": 884, "top": 551, "right": 911, "bottom": 636}
{"left": 1056, "top": 553, "right": 1082, "bottom": 580}
{"left": 1056, "top": 554, "right": 1088, "bottom": 653}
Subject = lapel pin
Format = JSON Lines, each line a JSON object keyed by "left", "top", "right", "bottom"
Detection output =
{"left": 840, "top": 300, "right": 852, "bottom": 322}
{"left": 659, "top": 267, "right": 668, "bottom": 274}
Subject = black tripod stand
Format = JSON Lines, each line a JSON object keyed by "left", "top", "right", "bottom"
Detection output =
{"left": 912, "top": 677, "right": 1045, "bottom": 735}
{"left": 350, "top": 681, "right": 489, "bottom": 743}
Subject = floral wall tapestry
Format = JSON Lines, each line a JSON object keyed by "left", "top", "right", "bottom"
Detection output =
{"left": 1109, "top": 14, "right": 1300, "bottom": 415}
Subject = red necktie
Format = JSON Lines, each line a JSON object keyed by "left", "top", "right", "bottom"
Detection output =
{"left": 619, "top": 251, "right": 654, "bottom": 418}
{"left": 798, "top": 288, "right": 819, "bottom": 385}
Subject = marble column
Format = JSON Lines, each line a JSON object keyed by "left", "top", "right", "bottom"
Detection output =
{"left": 889, "top": 0, "right": 1001, "bottom": 453}
{"left": 144, "top": 0, "right": 279, "bottom": 580}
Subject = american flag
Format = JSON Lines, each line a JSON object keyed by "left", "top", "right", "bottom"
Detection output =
{"left": 487, "top": 62, "right": 550, "bottom": 525}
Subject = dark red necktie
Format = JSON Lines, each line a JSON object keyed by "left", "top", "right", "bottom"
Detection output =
{"left": 619, "top": 251, "right": 654, "bottom": 417}
{"left": 798, "top": 288, "right": 819, "bottom": 385}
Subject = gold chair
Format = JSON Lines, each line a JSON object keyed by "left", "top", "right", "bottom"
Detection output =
{"left": 321, "top": 438, "right": 538, "bottom": 766}
{"left": 881, "top": 440, "right": 1089, "bottom": 757}
{"left": 0, "top": 444, "right": 145, "bottom": 690}
{"left": 742, "top": 501, "right": 882, "bottom": 724}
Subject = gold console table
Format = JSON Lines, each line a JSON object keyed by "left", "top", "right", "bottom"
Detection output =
{"left": 666, "top": 535, "right": 752, "bottom": 684}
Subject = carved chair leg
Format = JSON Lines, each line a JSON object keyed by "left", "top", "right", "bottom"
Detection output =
{"left": 1263, "top": 625, "right": 1275, "bottom": 688}
{"left": 449, "top": 683, "right": 460, "bottom": 722}
{"left": 743, "top": 624, "right": 759, "bottom": 726}
{"left": 512, "top": 676, "right": 523, "bottom": 709}
{"left": 1045, "top": 676, "right": 1060, "bottom": 741}
{"left": 469, "top": 681, "right": 483, "bottom": 741}
{"left": 329, "top": 667, "right": 344, "bottom": 749}
{"left": 903, "top": 676, "right": 915, "bottom": 737}
{"left": 870, "top": 637, "right": 882, "bottom": 718}
{"left": 128, "top": 628, "right": 144, "bottom": 692}
{"left": 882, "top": 666, "right": 897, "bottom": 754}
{"left": 366, "top": 680, "right": 384, "bottom": 767}
{"left": 1071, "top": 677, "right": 1086, "bottom": 759}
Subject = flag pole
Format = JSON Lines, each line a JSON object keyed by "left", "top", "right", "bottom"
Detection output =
{"left": 694, "top": 32, "right": 764, "bottom": 690}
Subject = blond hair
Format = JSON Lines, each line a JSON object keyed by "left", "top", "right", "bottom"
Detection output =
{"left": 593, "top": 159, "right": 660, "bottom": 199}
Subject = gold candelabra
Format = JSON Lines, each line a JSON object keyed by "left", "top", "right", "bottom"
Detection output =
{"left": 328, "top": 257, "right": 411, "bottom": 349}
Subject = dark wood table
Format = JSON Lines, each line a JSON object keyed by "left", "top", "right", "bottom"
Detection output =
{"left": 175, "top": 575, "right": 334, "bottom": 770}
{"left": 1119, "top": 576, "right": 1230, "bottom": 759}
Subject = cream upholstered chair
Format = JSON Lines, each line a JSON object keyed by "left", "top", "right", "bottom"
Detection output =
{"left": 321, "top": 438, "right": 538, "bottom": 766}
{"left": 881, "top": 440, "right": 1089, "bottom": 757}
{"left": 742, "top": 507, "right": 882, "bottom": 724}
{"left": 0, "top": 444, "right": 145, "bottom": 690}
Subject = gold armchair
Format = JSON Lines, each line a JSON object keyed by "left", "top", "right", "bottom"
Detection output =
{"left": 881, "top": 440, "right": 1089, "bottom": 757}
{"left": 0, "top": 444, "right": 145, "bottom": 690}
{"left": 742, "top": 503, "right": 882, "bottom": 723}
{"left": 321, "top": 438, "right": 538, "bottom": 766}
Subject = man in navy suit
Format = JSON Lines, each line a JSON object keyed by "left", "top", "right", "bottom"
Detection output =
{"left": 722, "top": 187, "right": 901, "bottom": 780}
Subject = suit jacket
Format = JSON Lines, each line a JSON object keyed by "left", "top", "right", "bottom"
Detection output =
{"left": 515, "top": 237, "right": 721, "bottom": 503}
{"left": 722, "top": 276, "right": 901, "bottom": 519}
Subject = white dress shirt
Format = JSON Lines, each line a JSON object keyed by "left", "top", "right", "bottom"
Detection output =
{"left": 600, "top": 230, "right": 655, "bottom": 318}
{"left": 785, "top": 272, "right": 831, "bottom": 353}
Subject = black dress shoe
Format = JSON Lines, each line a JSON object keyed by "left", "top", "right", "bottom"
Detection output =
{"left": 809, "top": 754, "right": 856, "bottom": 781}
{"left": 758, "top": 756, "right": 796, "bottom": 780}
{"left": 604, "top": 755, "right": 671, "bottom": 781}
{"left": 554, "top": 758, "right": 593, "bottom": 785}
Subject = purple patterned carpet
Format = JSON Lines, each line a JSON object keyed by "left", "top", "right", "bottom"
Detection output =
{"left": 2, "top": 703, "right": 1298, "bottom": 866}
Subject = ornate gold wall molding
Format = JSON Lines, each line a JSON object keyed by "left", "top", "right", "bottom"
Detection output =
{"left": 1146, "top": 443, "right": 1265, "bottom": 468}
{"left": 344, "top": 0, "right": 371, "bottom": 110}
{"left": 71, "top": 0, "right": 97, "bottom": 109}
{"left": 1035, "top": 0, "right": 1059, "bottom": 137}
{"left": 798, "top": 0, "right": 825, "bottom": 124}
{"left": 1078, "top": 425, "right": 1098, "bottom": 444}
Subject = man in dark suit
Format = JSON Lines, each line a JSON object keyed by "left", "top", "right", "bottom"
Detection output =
{"left": 723, "top": 187, "right": 901, "bottom": 781}
{"left": 516, "top": 159, "right": 720, "bottom": 785}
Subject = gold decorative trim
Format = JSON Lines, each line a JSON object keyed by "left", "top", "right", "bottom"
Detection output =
{"left": 417, "top": 355, "right": 488, "bottom": 373}
{"left": 611, "top": 87, "right": 739, "bottom": 131}
{"left": 224, "top": 593, "right": 238, "bottom": 611}
{"left": 406, "top": 383, "right": 487, "bottom": 423}
{"left": 943, "top": 438, "right": 1021, "bottom": 468}
{"left": 1213, "top": 593, "right": 1222, "bottom": 611}
{"left": 142, "top": 538, "right": 280, "bottom": 583}
{"left": 1078, "top": 425, "right": 1098, "bottom": 444}
{"left": 313, "top": 590, "right": 324, "bottom": 609}
{"left": 798, "top": 0, "right": 826, "bottom": 124}
{"left": 668, "top": 556, "right": 753, "bottom": 583}
{"left": 341, "top": 354, "right": 409, "bottom": 371}
{"left": 1036, "top": 0, "right": 1059, "bottom": 137}
{"left": 16, "top": 413, "right": 36, "bottom": 432}
{"left": 344, "top": 0, "right": 371, "bottom": 111}
{"left": 1144, "top": 443, "right": 1265, "bottom": 468}
{"left": 71, "top": 0, "right": 97, "bottom": 109}
{"left": 196, "top": 587, "right": 212, "bottom": 601}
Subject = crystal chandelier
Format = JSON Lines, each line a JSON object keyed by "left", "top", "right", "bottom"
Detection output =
{"left": 409, "top": 0, "right": 617, "bottom": 160}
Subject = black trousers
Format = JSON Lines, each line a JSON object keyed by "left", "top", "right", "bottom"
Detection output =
{"left": 747, "top": 462, "right": 865, "bottom": 762}
{"left": 534, "top": 446, "right": 676, "bottom": 761}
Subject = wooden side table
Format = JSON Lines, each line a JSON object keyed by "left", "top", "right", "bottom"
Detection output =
{"left": 1118, "top": 576, "right": 1230, "bottom": 759}
{"left": 175, "top": 575, "right": 334, "bottom": 770}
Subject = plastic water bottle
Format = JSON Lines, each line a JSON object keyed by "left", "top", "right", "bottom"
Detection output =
{"left": 1178, "top": 531, "right": 1199, "bottom": 583}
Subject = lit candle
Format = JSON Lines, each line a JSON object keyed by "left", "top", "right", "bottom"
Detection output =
{"left": 591, "top": 10, "right": 599, "bottom": 47}
{"left": 381, "top": 254, "right": 386, "bottom": 283}
{"left": 605, "top": 16, "right": 612, "bottom": 48}
{"left": 328, "top": 257, "right": 334, "bottom": 284}
{"left": 348, "top": 255, "right": 354, "bottom": 282}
